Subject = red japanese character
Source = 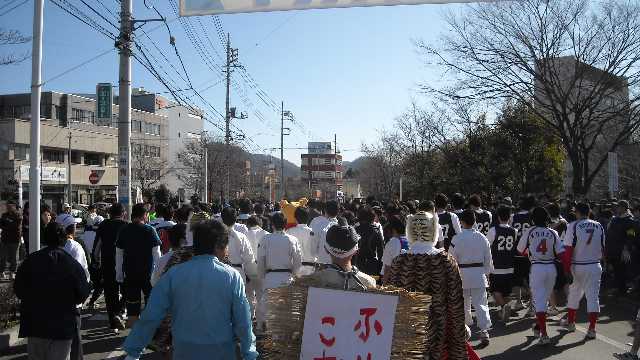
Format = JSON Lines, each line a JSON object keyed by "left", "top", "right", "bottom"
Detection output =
{"left": 356, "top": 353, "right": 372, "bottom": 360}
{"left": 353, "top": 308, "right": 383, "bottom": 343}
{"left": 319, "top": 316, "right": 336, "bottom": 347}
{"left": 313, "top": 350, "right": 337, "bottom": 360}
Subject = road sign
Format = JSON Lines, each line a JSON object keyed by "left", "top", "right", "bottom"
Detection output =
{"left": 180, "top": 0, "right": 483, "bottom": 16}
{"left": 96, "top": 83, "right": 112, "bottom": 126}
{"left": 89, "top": 171, "right": 99, "bottom": 185}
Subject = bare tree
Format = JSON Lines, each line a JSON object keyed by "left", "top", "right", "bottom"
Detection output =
{"left": 132, "top": 150, "right": 168, "bottom": 197}
{"left": 175, "top": 135, "right": 210, "bottom": 198}
{"left": 420, "top": 0, "right": 640, "bottom": 196}
{"left": 0, "top": 28, "right": 31, "bottom": 66}
{"left": 360, "top": 131, "right": 404, "bottom": 200}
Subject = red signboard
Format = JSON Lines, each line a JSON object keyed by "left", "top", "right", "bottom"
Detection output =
{"left": 89, "top": 171, "right": 99, "bottom": 185}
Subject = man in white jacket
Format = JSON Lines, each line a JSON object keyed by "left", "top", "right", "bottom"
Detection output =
{"left": 450, "top": 209, "right": 494, "bottom": 346}
{"left": 256, "top": 212, "right": 302, "bottom": 333}
{"left": 286, "top": 207, "right": 316, "bottom": 276}
{"left": 221, "top": 207, "right": 256, "bottom": 285}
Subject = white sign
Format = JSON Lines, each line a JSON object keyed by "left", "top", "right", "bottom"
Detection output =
{"left": 20, "top": 165, "right": 67, "bottom": 182}
{"left": 300, "top": 287, "right": 398, "bottom": 360}
{"left": 308, "top": 142, "right": 333, "bottom": 154}
{"left": 180, "top": 0, "right": 482, "bottom": 16}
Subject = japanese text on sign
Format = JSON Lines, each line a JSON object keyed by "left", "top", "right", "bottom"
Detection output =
{"left": 300, "top": 287, "right": 398, "bottom": 360}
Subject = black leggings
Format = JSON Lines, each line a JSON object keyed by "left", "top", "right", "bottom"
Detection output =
{"left": 124, "top": 278, "right": 152, "bottom": 317}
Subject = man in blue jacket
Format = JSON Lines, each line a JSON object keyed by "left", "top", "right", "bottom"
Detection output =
{"left": 122, "top": 219, "right": 258, "bottom": 360}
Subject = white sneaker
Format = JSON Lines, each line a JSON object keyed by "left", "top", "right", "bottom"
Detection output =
{"left": 479, "top": 330, "right": 490, "bottom": 346}
{"left": 562, "top": 322, "right": 576, "bottom": 332}
{"left": 547, "top": 307, "right": 560, "bottom": 316}
{"left": 539, "top": 335, "right": 551, "bottom": 345}
{"left": 586, "top": 329, "right": 596, "bottom": 340}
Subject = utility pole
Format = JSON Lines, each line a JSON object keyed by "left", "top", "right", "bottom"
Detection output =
{"left": 203, "top": 143, "right": 208, "bottom": 203}
{"left": 67, "top": 128, "right": 72, "bottom": 204}
{"left": 223, "top": 33, "right": 240, "bottom": 202}
{"left": 280, "top": 102, "right": 293, "bottom": 200}
{"left": 29, "top": 0, "right": 44, "bottom": 252}
{"left": 280, "top": 101, "right": 284, "bottom": 201}
{"left": 117, "top": 0, "right": 133, "bottom": 218}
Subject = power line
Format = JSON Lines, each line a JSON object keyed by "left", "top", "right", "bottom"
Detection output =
{"left": 43, "top": 47, "right": 115, "bottom": 85}
{"left": 0, "top": 0, "right": 27, "bottom": 17}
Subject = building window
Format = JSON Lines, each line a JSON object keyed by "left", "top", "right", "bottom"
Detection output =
{"left": 324, "top": 158, "right": 333, "bottom": 165}
{"left": 70, "top": 151, "right": 82, "bottom": 164}
{"left": 13, "top": 145, "right": 29, "bottom": 160}
{"left": 301, "top": 158, "right": 309, "bottom": 166}
{"left": 84, "top": 153, "right": 101, "bottom": 166}
{"left": 144, "top": 122, "right": 160, "bottom": 136}
{"left": 132, "top": 120, "right": 142, "bottom": 132}
{"left": 43, "top": 149, "right": 64, "bottom": 163}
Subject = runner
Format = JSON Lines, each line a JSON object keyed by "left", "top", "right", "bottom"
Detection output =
{"left": 256, "top": 212, "right": 302, "bottom": 333}
{"left": 450, "top": 209, "right": 493, "bottom": 346}
{"left": 487, "top": 205, "right": 518, "bottom": 323}
{"left": 517, "top": 207, "right": 564, "bottom": 345}
{"left": 561, "top": 202, "right": 605, "bottom": 340}
{"left": 435, "top": 193, "right": 462, "bottom": 251}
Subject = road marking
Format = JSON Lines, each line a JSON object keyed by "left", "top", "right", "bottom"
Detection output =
{"left": 105, "top": 349, "right": 126, "bottom": 359}
{"left": 572, "top": 323, "right": 628, "bottom": 351}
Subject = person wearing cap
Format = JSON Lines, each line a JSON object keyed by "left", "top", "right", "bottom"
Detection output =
{"left": 55, "top": 212, "right": 90, "bottom": 360}
{"left": 607, "top": 200, "right": 637, "bottom": 295}
{"left": 57, "top": 211, "right": 90, "bottom": 282}
{"left": 14, "top": 222, "right": 91, "bottom": 360}
{"left": 303, "top": 217, "right": 376, "bottom": 291}
{"left": 116, "top": 203, "right": 162, "bottom": 328}
{"left": 386, "top": 210, "right": 472, "bottom": 359}
{"left": 449, "top": 209, "right": 494, "bottom": 346}
{"left": 0, "top": 200, "right": 22, "bottom": 280}
{"left": 256, "top": 212, "right": 302, "bottom": 333}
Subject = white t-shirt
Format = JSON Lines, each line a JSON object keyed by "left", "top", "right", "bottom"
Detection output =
{"left": 63, "top": 239, "right": 90, "bottom": 282}
{"left": 517, "top": 226, "right": 564, "bottom": 264}
{"left": 563, "top": 219, "right": 605, "bottom": 265}
{"left": 381, "top": 236, "right": 409, "bottom": 274}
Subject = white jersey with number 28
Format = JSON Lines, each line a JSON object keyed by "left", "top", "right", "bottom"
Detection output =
{"left": 517, "top": 226, "right": 564, "bottom": 264}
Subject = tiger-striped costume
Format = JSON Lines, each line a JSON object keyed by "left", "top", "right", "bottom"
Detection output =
{"left": 387, "top": 250, "right": 468, "bottom": 360}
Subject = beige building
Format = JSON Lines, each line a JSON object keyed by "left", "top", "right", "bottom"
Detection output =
{"left": 0, "top": 91, "right": 167, "bottom": 211}
{"left": 534, "top": 56, "right": 632, "bottom": 198}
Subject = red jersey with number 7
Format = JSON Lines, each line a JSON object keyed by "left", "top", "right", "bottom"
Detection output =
{"left": 517, "top": 226, "right": 564, "bottom": 264}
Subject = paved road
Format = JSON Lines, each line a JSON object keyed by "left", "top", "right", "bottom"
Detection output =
{"left": 1, "top": 290, "right": 637, "bottom": 359}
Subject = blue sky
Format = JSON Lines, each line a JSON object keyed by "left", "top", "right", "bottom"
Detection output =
{"left": 0, "top": 0, "right": 464, "bottom": 165}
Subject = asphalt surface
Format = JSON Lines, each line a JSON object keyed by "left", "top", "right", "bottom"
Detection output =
{"left": 1, "top": 289, "right": 638, "bottom": 359}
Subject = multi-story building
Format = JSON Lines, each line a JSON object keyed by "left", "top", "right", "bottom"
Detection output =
{"left": 300, "top": 142, "right": 342, "bottom": 200}
{"left": 0, "top": 91, "right": 167, "bottom": 211}
{"left": 534, "top": 56, "right": 632, "bottom": 198}
{"left": 130, "top": 88, "right": 204, "bottom": 201}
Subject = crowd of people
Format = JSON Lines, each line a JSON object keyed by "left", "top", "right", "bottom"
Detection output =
{"left": 4, "top": 192, "right": 640, "bottom": 360}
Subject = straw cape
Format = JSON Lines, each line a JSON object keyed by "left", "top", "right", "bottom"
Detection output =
{"left": 258, "top": 276, "right": 430, "bottom": 360}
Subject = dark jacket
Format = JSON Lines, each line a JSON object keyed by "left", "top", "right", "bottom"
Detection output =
{"left": 14, "top": 246, "right": 91, "bottom": 340}
{"left": 606, "top": 215, "right": 637, "bottom": 258}
{"left": 354, "top": 223, "right": 385, "bottom": 276}
{"left": 94, "top": 218, "right": 128, "bottom": 273}
{"left": 0, "top": 211, "right": 22, "bottom": 244}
